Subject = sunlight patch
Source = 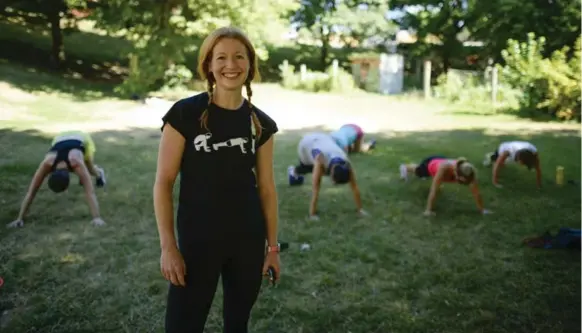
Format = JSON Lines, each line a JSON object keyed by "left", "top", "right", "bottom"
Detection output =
{"left": 60, "top": 253, "right": 86, "bottom": 264}
{"left": 0, "top": 82, "right": 37, "bottom": 102}
{"left": 56, "top": 232, "right": 76, "bottom": 241}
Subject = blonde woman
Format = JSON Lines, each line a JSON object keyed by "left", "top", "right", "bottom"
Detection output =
{"left": 399, "top": 156, "right": 492, "bottom": 216}
{"left": 153, "top": 27, "right": 281, "bottom": 333}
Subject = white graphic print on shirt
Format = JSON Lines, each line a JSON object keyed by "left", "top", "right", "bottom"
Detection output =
{"left": 192, "top": 115, "right": 257, "bottom": 155}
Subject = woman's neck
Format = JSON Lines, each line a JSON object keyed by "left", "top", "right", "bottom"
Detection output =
{"left": 212, "top": 88, "right": 244, "bottom": 110}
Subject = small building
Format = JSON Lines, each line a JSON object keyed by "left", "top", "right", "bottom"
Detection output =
{"left": 349, "top": 52, "right": 404, "bottom": 95}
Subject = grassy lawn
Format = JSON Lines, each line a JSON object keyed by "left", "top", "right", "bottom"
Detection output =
{"left": 0, "top": 68, "right": 580, "bottom": 333}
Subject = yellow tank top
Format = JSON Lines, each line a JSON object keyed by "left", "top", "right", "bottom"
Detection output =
{"left": 51, "top": 131, "right": 96, "bottom": 160}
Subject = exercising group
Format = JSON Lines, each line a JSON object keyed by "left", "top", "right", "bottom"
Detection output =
{"left": 6, "top": 125, "right": 542, "bottom": 228}
{"left": 288, "top": 124, "right": 542, "bottom": 218}
{"left": 2, "top": 26, "right": 549, "bottom": 333}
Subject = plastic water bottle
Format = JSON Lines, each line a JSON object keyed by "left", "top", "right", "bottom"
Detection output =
{"left": 556, "top": 166, "right": 564, "bottom": 185}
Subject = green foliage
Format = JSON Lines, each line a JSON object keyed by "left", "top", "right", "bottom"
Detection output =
{"left": 470, "top": 0, "right": 581, "bottom": 62}
{"left": 279, "top": 62, "right": 357, "bottom": 93}
{"left": 94, "top": 0, "right": 298, "bottom": 95}
{"left": 364, "top": 66, "right": 380, "bottom": 92}
{"left": 433, "top": 69, "right": 520, "bottom": 109}
{"left": 348, "top": 51, "right": 382, "bottom": 62}
{"left": 162, "top": 64, "right": 194, "bottom": 90}
{"left": 500, "top": 33, "right": 581, "bottom": 121}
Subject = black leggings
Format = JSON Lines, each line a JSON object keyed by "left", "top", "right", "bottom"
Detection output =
{"left": 165, "top": 237, "right": 265, "bottom": 333}
{"left": 414, "top": 155, "right": 446, "bottom": 178}
{"left": 294, "top": 161, "right": 314, "bottom": 175}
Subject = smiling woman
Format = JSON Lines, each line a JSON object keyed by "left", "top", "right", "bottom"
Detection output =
{"left": 153, "top": 27, "right": 281, "bottom": 333}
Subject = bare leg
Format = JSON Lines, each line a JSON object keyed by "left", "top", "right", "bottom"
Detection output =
{"left": 352, "top": 138, "right": 363, "bottom": 153}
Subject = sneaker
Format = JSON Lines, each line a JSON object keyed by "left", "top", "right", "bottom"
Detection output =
{"left": 399, "top": 164, "right": 408, "bottom": 181}
{"left": 368, "top": 139, "right": 377, "bottom": 150}
{"left": 288, "top": 166, "right": 304, "bottom": 186}
{"left": 287, "top": 165, "right": 296, "bottom": 177}
{"left": 96, "top": 168, "right": 106, "bottom": 187}
{"left": 483, "top": 153, "right": 493, "bottom": 167}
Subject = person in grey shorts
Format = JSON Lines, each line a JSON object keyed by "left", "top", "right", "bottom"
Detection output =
{"left": 287, "top": 132, "right": 368, "bottom": 220}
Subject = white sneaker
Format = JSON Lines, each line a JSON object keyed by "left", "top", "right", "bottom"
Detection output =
{"left": 287, "top": 165, "right": 297, "bottom": 177}
{"left": 483, "top": 153, "right": 493, "bottom": 167}
{"left": 399, "top": 164, "right": 408, "bottom": 181}
{"left": 96, "top": 167, "right": 106, "bottom": 187}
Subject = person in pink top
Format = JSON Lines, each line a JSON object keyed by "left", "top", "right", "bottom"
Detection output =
{"left": 399, "top": 155, "right": 492, "bottom": 216}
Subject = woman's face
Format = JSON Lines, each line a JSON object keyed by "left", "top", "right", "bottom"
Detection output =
{"left": 208, "top": 38, "right": 250, "bottom": 92}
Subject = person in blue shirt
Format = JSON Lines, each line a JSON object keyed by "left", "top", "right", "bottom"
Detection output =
{"left": 330, "top": 124, "right": 376, "bottom": 154}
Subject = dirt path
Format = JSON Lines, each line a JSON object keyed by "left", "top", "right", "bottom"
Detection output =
{"left": 22, "top": 84, "right": 581, "bottom": 136}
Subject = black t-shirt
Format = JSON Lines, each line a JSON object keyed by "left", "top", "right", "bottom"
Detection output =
{"left": 161, "top": 92, "right": 278, "bottom": 239}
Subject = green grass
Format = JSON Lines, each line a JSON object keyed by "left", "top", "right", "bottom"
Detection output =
{"left": 0, "top": 69, "right": 580, "bottom": 333}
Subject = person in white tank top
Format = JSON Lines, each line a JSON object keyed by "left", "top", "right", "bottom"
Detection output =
{"left": 483, "top": 141, "right": 541, "bottom": 188}
{"left": 287, "top": 132, "right": 368, "bottom": 220}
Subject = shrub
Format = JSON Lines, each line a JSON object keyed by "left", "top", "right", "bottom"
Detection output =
{"left": 433, "top": 69, "right": 520, "bottom": 108}
{"left": 500, "top": 33, "right": 581, "bottom": 121}
{"left": 279, "top": 61, "right": 357, "bottom": 93}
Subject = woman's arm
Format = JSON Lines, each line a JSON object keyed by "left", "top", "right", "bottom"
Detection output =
{"left": 153, "top": 124, "right": 184, "bottom": 250}
{"left": 469, "top": 180, "right": 485, "bottom": 212}
{"left": 492, "top": 151, "right": 509, "bottom": 186}
{"left": 15, "top": 160, "right": 51, "bottom": 221}
{"left": 84, "top": 156, "right": 101, "bottom": 177}
{"left": 309, "top": 156, "right": 324, "bottom": 216}
{"left": 76, "top": 162, "right": 101, "bottom": 219}
{"left": 348, "top": 167, "right": 363, "bottom": 211}
{"left": 256, "top": 136, "right": 279, "bottom": 247}
{"left": 425, "top": 164, "right": 446, "bottom": 212}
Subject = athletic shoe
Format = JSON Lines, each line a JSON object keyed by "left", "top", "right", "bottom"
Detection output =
{"left": 399, "top": 164, "right": 408, "bottom": 181}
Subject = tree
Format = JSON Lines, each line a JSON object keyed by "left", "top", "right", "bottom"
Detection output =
{"left": 330, "top": 2, "right": 398, "bottom": 49}
{"left": 392, "top": 0, "right": 475, "bottom": 73}
{"left": 93, "top": 0, "right": 298, "bottom": 95}
{"left": 1, "top": 0, "right": 96, "bottom": 69}
{"left": 469, "top": 0, "right": 581, "bottom": 63}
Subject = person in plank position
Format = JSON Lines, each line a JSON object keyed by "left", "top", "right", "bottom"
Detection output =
{"left": 7, "top": 130, "right": 106, "bottom": 228}
{"left": 330, "top": 123, "right": 376, "bottom": 154}
{"left": 288, "top": 132, "right": 368, "bottom": 220}
{"left": 483, "top": 140, "right": 542, "bottom": 189}
{"left": 399, "top": 156, "right": 492, "bottom": 216}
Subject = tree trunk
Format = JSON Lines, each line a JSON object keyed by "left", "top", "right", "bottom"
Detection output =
{"left": 48, "top": 9, "right": 65, "bottom": 69}
{"left": 320, "top": 25, "right": 329, "bottom": 69}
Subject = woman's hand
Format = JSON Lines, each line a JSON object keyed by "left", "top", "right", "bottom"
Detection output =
{"left": 423, "top": 210, "right": 436, "bottom": 217}
{"left": 91, "top": 217, "right": 106, "bottom": 226}
{"left": 161, "top": 246, "right": 187, "bottom": 287}
{"left": 262, "top": 252, "right": 281, "bottom": 284}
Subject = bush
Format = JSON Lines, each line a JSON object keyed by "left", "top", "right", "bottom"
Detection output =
{"left": 500, "top": 33, "right": 581, "bottom": 121}
{"left": 433, "top": 69, "right": 520, "bottom": 108}
{"left": 279, "top": 61, "right": 357, "bottom": 93}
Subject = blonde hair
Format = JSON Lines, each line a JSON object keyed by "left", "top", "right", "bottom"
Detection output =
{"left": 196, "top": 26, "right": 262, "bottom": 138}
{"left": 455, "top": 157, "right": 476, "bottom": 184}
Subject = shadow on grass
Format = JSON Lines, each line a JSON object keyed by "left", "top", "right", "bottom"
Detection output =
{"left": 0, "top": 57, "right": 122, "bottom": 102}
{"left": 0, "top": 20, "right": 130, "bottom": 101}
{"left": 0, "top": 125, "right": 580, "bottom": 333}
{"left": 441, "top": 103, "right": 582, "bottom": 124}
{"left": 498, "top": 106, "right": 582, "bottom": 123}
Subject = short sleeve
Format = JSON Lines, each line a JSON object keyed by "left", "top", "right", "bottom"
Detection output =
{"left": 161, "top": 100, "right": 189, "bottom": 139}
{"left": 254, "top": 108, "right": 278, "bottom": 148}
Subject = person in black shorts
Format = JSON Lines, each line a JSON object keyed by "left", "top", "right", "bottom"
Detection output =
{"left": 7, "top": 130, "right": 106, "bottom": 228}
{"left": 153, "top": 26, "right": 281, "bottom": 333}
